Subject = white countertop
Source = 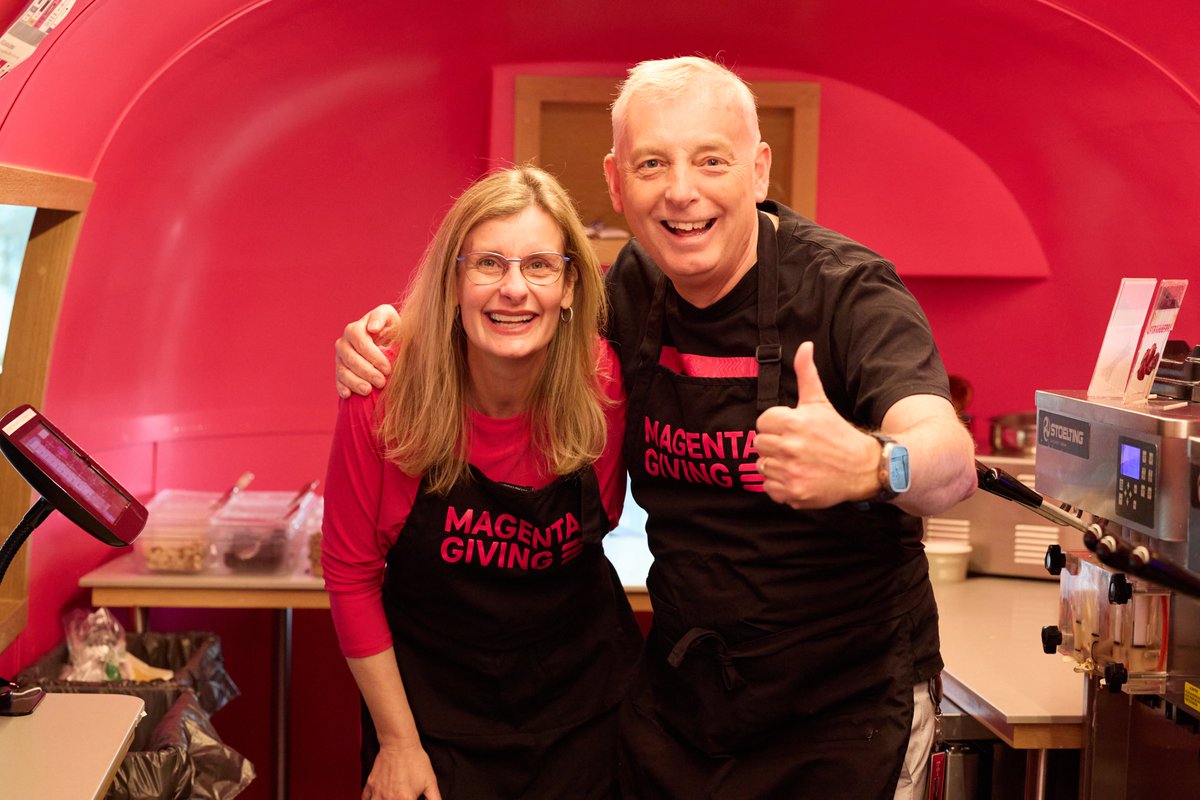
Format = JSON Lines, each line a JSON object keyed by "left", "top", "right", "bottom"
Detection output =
{"left": 934, "top": 576, "right": 1085, "bottom": 748}
{"left": 0, "top": 692, "right": 145, "bottom": 799}
{"left": 81, "top": 552, "right": 324, "bottom": 590}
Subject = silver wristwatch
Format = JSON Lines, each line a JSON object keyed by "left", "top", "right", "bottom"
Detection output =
{"left": 870, "top": 432, "right": 910, "bottom": 502}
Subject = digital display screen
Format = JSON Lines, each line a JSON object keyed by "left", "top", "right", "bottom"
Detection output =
{"left": 1119, "top": 442, "right": 1143, "bottom": 481}
{"left": 17, "top": 421, "right": 130, "bottom": 524}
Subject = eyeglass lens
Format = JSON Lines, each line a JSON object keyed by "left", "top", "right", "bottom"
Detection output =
{"left": 461, "top": 253, "right": 565, "bottom": 285}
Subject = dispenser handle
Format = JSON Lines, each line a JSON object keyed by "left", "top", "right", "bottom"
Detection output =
{"left": 973, "top": 462, "right": 1200, "bottom": 599}
{"left": 975, "top": 460, "right": 1045, "bottom": 508}
{"left": 974, "top": 459, "right": 1094, "bottom": 535}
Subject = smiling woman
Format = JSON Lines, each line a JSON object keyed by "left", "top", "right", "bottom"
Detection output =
{"left": 455, "top": 205, "right": 575, "bottom": 396}
{"left": 320, "top": 164, "right": 640, "bottom": 799}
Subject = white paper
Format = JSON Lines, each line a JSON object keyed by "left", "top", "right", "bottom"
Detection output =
{"left": 0, "top": 0, "right": 76, "bottom": 80}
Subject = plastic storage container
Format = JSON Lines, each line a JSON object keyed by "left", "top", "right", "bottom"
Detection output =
{"left": 209, "top": 490, "right": 316, "bottom": 574}
{"left": 302, "top": 495, "right": 324, "bottom": 578}
{"left": 135, "top": 490, "right": 223, "bottom": 574}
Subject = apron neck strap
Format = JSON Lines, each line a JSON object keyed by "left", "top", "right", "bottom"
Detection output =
{"left": 753, "top": 210, "right": 782, "bottom": 412}
{"left": 628, "top": 209, "right": 784, "bottom": 421}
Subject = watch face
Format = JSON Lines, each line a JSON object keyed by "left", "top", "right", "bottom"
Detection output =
{"left": 890, "top": 445, "right": 911, "bottom": 492}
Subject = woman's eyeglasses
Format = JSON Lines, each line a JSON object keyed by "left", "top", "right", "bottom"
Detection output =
{"left": 456, "top": 252, "right": 569, "bottom": 286}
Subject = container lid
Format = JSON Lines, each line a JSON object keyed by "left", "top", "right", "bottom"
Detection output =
{"left": 211, "top": 490, "right": 312, "bottom": 525}
{"left": 145, "top": 489, "right": 223, "bottom": 524}
{"left": 293, "top": 495, "right": 323, "bottom": 534}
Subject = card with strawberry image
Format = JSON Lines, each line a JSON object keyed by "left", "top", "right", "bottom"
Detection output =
{"left": 1124, "top": 279, "right": 1187, "bottom": 401}
{"left": 1087, "top": 278, "right": 1188, "bottom": 401}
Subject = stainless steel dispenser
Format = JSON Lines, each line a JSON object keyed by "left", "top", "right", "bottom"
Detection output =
{"left": 1010, "top": 391, "right": 1200, "bottom": 799}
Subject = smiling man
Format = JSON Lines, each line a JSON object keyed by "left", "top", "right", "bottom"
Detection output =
{"left": 603, "top": 69, "right": 769, "bottom": 308}
{"left": 334, "top": 56, "right": 977, "bottom": 799}
{"left": 599, "top": 57, "right": 976, "bottom": 800}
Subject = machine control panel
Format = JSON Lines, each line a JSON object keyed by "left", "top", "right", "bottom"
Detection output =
{"left": 1116, "top": 436, "right": 1157, "bottom": 528}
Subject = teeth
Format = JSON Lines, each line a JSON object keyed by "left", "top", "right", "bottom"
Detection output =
{"left": 488, "top": 313, "right": 534, "bottom": 324}
{"left": 667, "top": 220, "right": 710, "bottom": 232}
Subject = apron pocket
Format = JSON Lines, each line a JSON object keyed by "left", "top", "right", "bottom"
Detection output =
{"left": 646, "top": 610, "right": 914, "bottom": 756}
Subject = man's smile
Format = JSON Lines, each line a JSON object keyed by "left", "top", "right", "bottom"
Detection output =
{"left": 662, "top": 219, "right": 715, "bottom": 236}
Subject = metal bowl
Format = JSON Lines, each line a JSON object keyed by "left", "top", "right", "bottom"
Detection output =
{"left": 990, "top": 411, "right": 1037, "bottom": 455}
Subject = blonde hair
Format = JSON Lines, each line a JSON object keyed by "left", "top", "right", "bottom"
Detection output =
{"left": 611, "top": 56, "right": 760, "bottom": 152}
{"left": 377, "top": 166, "right": 609, "bottom": 494}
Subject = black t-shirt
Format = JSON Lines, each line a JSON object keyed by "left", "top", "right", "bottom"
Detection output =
{"left": 605, "top": 200, "right": 947, "bottom": 680}
{"left": 619, "top": 199, "right": 950, "bottom": 427}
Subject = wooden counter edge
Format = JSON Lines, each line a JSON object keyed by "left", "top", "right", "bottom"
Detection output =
{"left": 942, "top": 672, "right": 1082, "bottom": 750}
{"left": 89, "top": 584, "right": 653, "bottom": 613}
{"left": 87, "top": 586, "right": 332, "bottom": 610}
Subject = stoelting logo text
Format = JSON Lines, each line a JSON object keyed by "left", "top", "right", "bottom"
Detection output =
{"left": 1038, "top": 411, "right": 1090, "bottom": 458}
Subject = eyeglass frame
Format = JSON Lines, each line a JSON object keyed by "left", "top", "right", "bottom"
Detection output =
{"left": 455, "top": 251, "right": 571, "bottom": 286}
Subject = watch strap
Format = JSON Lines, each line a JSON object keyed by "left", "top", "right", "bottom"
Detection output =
{"left": 869, "top": 432, "right": 899, "bottom": 502}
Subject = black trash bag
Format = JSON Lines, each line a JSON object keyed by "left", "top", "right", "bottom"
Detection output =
{"left": 107, "top": 691, "right": 256, "bottom": 800}
{"left": 16, "top": 631, "right": 239, "bottom": 724}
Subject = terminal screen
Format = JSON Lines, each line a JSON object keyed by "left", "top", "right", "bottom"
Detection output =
{"left": 17, "top": 421, "right": 130, "bottom": 524}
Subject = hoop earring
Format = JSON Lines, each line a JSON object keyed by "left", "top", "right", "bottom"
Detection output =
{"left": 560, "top": 307, "right": 574, "bottom": 323}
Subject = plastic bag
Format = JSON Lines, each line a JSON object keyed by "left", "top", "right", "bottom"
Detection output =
{"left": 60, "top": 607, "right": 174, "bottom": 682}
{"left": 106, "top": 691, "right": 256, "bottom": 800}
{"left": 62, "top": 607, "right": 128, "bottom": 681}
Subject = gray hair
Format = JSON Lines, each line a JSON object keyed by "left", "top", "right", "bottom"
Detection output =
{"left": 610, "top": 56, "right": 760, "bottom": 151}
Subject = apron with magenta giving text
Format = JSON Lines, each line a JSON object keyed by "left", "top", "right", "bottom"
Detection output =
{"left": 616, "top": 214, "right": 933, "bottom": 800}
{"left": 364, "top": 464, "right": 642, "bottom": 800}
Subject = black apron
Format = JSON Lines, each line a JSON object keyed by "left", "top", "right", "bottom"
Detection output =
{"left": 362, "top": 464, "right": 642, "bottom": 800}
{"left": 617, "top": 215, "right": 930, "bottom": 799}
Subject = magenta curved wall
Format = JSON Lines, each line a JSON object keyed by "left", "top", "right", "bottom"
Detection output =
{"left": 1, "top": 1, "right": 1199, "bottom": 797}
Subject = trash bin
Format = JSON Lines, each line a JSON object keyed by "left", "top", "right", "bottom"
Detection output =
{"left": 17, "top": 630, "right": 253, "bottom": 799}
{"left": 107, "top": 690, "right": 255, "bottom": 800}
{"left": 15, "top": 630, "right": 239, "bottom": 723}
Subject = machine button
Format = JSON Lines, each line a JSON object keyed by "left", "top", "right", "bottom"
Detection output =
{"left": 1109, "top": 574, "right": 1133, "bottom": 605}
{"left": 1045, "top": 544, "right": 1066, "bottom": 576}
{"left": 1041, "top": 625, "right": 1063, "bottom": 655}
{"left": 1104, "top": 662, "right": 1128, "bottom": 694}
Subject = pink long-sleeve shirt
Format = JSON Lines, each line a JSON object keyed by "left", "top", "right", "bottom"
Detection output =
{"left": 321, "top": 343, "right": 627, "bottom": 658}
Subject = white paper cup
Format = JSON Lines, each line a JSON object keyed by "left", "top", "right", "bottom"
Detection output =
{"left": 924, "top": 540, "right": 972, "bottom": 584}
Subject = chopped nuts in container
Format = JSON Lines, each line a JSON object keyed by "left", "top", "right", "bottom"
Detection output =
{"left": 135, "top": 490, "right": 222, "bottom": 574}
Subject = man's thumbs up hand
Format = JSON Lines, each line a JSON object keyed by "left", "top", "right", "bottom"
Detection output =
{"left": 755, "top": 342, "right": 878, "bottom": 509}
{"left": 792, "top": 341, "right": 830, "bottom": 407}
